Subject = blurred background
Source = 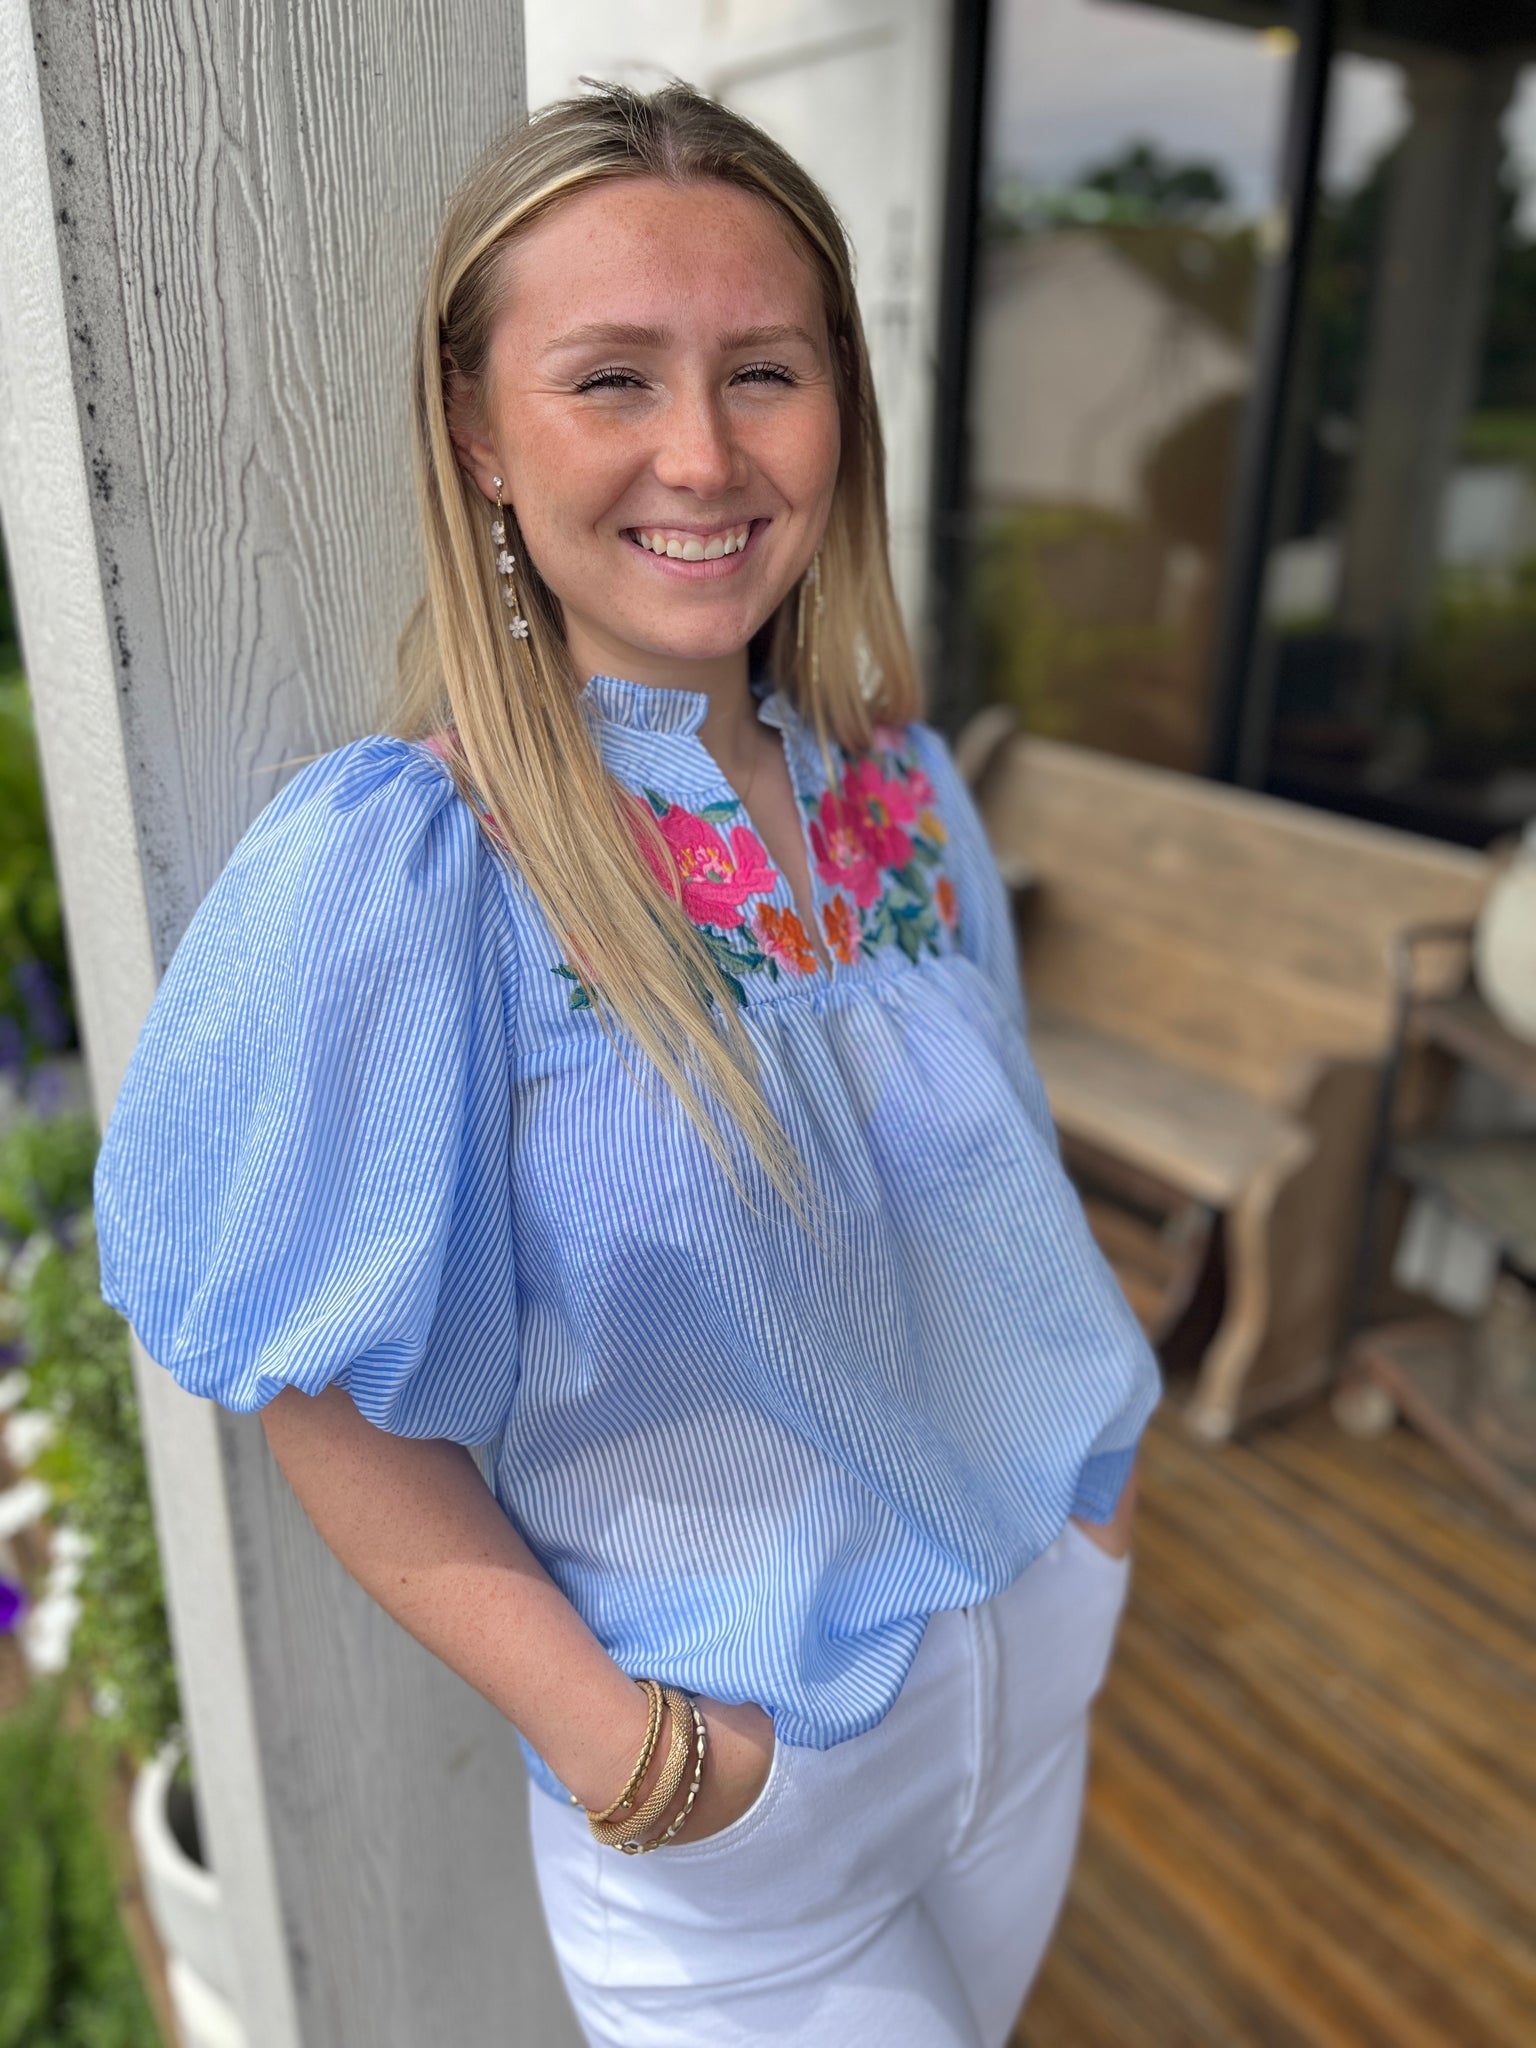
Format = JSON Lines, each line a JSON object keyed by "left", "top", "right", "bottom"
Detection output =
{"left": 954, "top": 0, "right": 1536, "bottom": 851}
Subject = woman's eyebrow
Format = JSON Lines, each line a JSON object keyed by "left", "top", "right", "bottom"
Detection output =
{"left": 718, "top": 323, "right": 820, "bottom": 352}
{"left": 544, "top": 321, "right": 671, "bottom": 354}
{"left": 542, "top": 320, "right": 821, "bottom": 356}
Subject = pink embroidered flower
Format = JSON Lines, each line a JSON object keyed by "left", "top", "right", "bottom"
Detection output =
{"left": 871, "top": 722, "right": 908, "bottom": 754}
{"left": 809, "top": 790, "right": 883, "bottom": 907}
{"left": 753, "top": 903, "right": 819, "bottom": 975}
{"left": 821, "top": 894, "right": 861, "bottom": 967}
{"left": 935, "top": 875, "right": 959, "bottom": 929}
{"left": 842, "top": 756, "right": 918, "bottom": 870}
{"left": 630, "top": 799, "right": 777, "bottom": 930}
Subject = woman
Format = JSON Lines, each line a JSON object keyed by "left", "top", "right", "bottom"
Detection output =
{"left": 94, "top": 80, "right": 1160, "bottom": 2047}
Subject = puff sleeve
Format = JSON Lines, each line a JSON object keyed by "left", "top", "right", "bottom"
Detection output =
{"left": 911, "top": 721, "right": 1031, "bottom": 1041}
{"left": 93, "top": 735, "right": 520, "bottom": 1443}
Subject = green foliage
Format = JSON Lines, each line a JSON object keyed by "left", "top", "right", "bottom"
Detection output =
{"left": 0, "top": 1108, "right": 99, "bottom": 1239}
{"left": 970, "top": 503, "right": 1180, "bottom": 741}
{"left": 1310, "top": 135, "right": 1536, "bottom": 473}
{"left": 1, "top": 1113, "right": 181, "bottom": 1764}
{"left": 0, "top": 1678, "right": 161, "bottom": 2048}
{"left": 0, "top": 528, "right": 16, "bottom": 667}
{"left": 0, "top": 669, "right": 75, "bottom": 1067}
{"left": 1078, "top": 139, "right": 1231, "bottom": 220}
{"left": 1460, "top": 409, "right": 1536, "bottom": 469}
{"left": 1400, "top": 559, "right": 1536, "bottom": 774}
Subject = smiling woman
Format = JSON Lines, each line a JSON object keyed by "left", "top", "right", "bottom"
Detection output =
{"left": 458, "top": 178, "right": 841, "bottom": 692}
{"left": 92, "top": 79, "right": 1159, "bottom": 2048}
{"left": 395, "top": 87, "right": 921, "bottom": 1212}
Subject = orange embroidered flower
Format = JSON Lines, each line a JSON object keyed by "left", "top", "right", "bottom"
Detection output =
{"left": 821, "top": 894, "right": 860, "bottom": 967}
{"left": 917, "top": 806, "right": 947, "bottom": 846}
{"left": 935, "top": 875, "right": 959, "bottom": 929}
{"left": 753, "top": 903, "right": 819, "bottom": 975}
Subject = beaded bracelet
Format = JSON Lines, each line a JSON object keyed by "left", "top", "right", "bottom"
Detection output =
{"left": 581, "top": 1677, "right": 665, "bottom": 1828}
{"left": 620, "top": 1697, "right": 707, "bottom": 1855}
{"left": 587, "top": 1686, "right": 693, "bottom": 1848}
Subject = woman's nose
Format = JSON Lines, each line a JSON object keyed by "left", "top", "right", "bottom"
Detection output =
{"left": 652, "top": 388, "right": 745, "bottom": 498}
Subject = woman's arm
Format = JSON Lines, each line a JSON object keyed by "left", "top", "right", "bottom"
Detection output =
{"left": 259, "top": 1382, "right": 773, "bottom": 1835}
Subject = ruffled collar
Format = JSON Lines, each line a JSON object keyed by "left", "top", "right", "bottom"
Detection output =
{"left": 578, "top": 671, "right": 788, "bottom": 736}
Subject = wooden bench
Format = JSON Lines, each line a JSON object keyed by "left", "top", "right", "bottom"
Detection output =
{"left": 958, "top": 713, "right": 1492, "bottom": 1439}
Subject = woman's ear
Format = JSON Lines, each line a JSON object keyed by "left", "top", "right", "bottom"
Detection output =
{"left": 442, "top": 346, "right": 498, "bottom": 500}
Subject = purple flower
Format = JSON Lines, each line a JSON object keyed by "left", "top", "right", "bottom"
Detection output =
{"left": 0, "top": 1575, "right": 27, "bottom": 1633}
{"left": 13, "top": 959, "right": 70, "bottom": 1052}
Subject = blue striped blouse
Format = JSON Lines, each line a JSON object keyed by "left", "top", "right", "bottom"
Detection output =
{"left": 94, "top": 671, "right": 1162, "bottom": 1802}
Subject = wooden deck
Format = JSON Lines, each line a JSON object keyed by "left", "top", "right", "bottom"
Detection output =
{"left": 1018, "top": 1388, "right": 1536, "bottom": 2046}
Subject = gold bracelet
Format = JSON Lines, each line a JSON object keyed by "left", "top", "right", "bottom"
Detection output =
{"left": 580, "top": 1677, "right": 664, "bottom": 1827}
{"left": 621, "top": 1696, "right": 707, "bottom": 1855}
{"left": 588, "top": 1686, "right": 693, "bottom": 1847}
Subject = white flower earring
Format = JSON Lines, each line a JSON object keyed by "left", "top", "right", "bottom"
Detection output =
{"left": 491, "top": 478, "right": 530, "bottom": 640}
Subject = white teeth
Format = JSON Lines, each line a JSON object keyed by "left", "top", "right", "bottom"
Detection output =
{"left": 632, "top": 524, "right": 752, "bottom": 557}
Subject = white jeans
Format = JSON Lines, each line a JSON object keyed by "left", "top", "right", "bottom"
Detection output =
{"left": 528, "top": 1517, "right": 1132, "bottom": 2046}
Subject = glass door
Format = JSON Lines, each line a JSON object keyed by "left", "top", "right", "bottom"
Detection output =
{"left": 1248, "top": 9, "right": 1536, "bottom": 847}
{"left": 956, "top": 0, "right": 1294, "bottom": 771}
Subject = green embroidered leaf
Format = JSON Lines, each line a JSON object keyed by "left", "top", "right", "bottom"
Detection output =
{"left": 550, "top": 963, "right": 593, "bottom": 1010}
{"left": 702, "top": 928, "right": 767, "bottom": 976}
{"left": 642, "top": 784, "right": 671, "bottom": 817}
{"left": 895, "top": 915, "right": 926, "bottom": 963}
{"left": 700, "top": 800, "right": 741, "bottom": 823}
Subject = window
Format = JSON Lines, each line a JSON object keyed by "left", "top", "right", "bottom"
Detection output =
{"left": 957, "top": 0, "right": 1292, "bottom": 771}
{"left": 947, "top": 0, "right": 1536, "bottom": 850}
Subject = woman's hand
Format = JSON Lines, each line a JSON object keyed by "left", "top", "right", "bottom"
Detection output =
{"left": 652, "top": 1695, "right": 776, "bottom": 1846}
{"left": 1068, "top": 1453, "right": 1139, "bottom": 1560}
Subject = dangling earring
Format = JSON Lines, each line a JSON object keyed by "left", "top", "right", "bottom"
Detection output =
{"left": 491, "top": 477, "right": 530, "bottom": 640}
{"left": 796, "top": 549, "right": 824, "bottom": 694}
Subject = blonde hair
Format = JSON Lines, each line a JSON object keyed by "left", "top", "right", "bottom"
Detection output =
{"left": 385, "top": 79, "right": 921, "bottom": 1220}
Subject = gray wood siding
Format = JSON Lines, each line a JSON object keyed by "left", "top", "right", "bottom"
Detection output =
{"left": 0, "top": 4, "right": 581, "bottom": 2040}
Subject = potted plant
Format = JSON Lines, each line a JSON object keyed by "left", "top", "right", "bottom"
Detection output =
{"left": 1, "top": 1103, "right": 245, "bottom": 2048}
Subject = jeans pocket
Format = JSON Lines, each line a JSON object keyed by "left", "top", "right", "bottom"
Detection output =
{"left": 654, "top": 1723, "right": 791, "bottom": 1863}
{"left": 1063, "top": 1513, "right": 1133, "bottom": 1577}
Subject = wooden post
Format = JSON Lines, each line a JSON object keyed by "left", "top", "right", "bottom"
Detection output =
{"left": 0, "top": 3, "right": 581, "bottom": 2041}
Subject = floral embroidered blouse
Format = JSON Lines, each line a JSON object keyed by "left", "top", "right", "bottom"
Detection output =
{"left": 93, "top": 670, "right": 1163, "bottom": 1802}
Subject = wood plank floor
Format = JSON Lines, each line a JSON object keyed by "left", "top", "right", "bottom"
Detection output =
{"left": 1017, "top": 1386, "right": 1536, "bottom": 2047}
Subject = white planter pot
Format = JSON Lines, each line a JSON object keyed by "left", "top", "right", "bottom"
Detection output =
{"left": 130, "top": 1737, "right": 246, "bottom": 2048}
{"left": 1474, "top": 819, "right": 1536, "bottom": 1043}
